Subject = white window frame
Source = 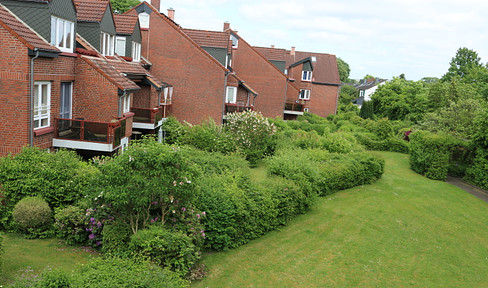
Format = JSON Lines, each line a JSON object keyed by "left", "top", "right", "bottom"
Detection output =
{"left": 230, "top": 34, "right": 238, "bottom": 48}
{"left": 100, "top": 32, "right": 115, "bottom": 56}
{"left": 302, "top": 70, "right": 312, "bottom": 81}
{"left": 123, "top": 93, "right": 131, "bottom": 114}
{"left": 34, "top": 81, "right": 51, "bottom": 129}
{"left": 226, "top": 86, "right": 237, "bottom": 104}
{"left": 304, "top": 108, "right": 309, "bottom": 112}
{"left": 115, "top": 36, "right": 126, "bottom": 56}
{"left": 299, "top": 89, "right": 311, "bottom": 100}
{"left": 139, "top": 12, "right": 150, "bottom": 29}
{"left": 360, "top": 90, "right": 365, "bottom": 97}
{"left": 132, "top": 41, "right": 141, "bottom": 62}
{"left": 51, "top": 16, "right": 74, "bottom": 53}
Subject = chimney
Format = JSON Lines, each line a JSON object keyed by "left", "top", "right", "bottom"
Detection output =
{"left": 167, "top": 8, "right": 175, "bottom": 21}
{"left": 223, "top": 21, "right": 230, "bottom": 31}
{"left": 291, "top": 46, "right": 295, "bottom": 56}
{"left": 271, "top": 45, "right": 275, "bottom": 48}
{"left": 151, "top": 0, "right": 160, "bottom": 12}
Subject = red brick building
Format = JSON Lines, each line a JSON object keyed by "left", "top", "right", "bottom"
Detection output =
{"left": 125, "top": 2, "right": 228, "bottom": 125}
{"left": 0, "top": 0, "right": 167, "bottom": 156}
{"left": 255, "top": 46, "right": 341, "bottom": 119}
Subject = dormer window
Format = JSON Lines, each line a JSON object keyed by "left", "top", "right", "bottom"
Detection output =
{"left": 302, "top": 70, "right": 312, "bottom": 81}
{"left": 132, "top": 41, "right": 141, "bottom": 62}
{"left": 51, "top": 16, "right": 74, "bottom": 53}
{"left": 115, "top": 36, "right": 126, "bottom": 56}
{"left": 139, "top": 12, "right": 149, "bottom": 29}
{"left": 230, "top": 34, "right": 238, "bottom": 48}
{"left": 100, "top": 32, "right": 114, "bottom": 56}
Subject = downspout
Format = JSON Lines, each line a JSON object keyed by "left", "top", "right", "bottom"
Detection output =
{"left": 283, "top": 72, "right": 290, "bottom": 120}
{"left": 222, "top": 71, "right": 228, "bottom": 123}
{"left": 29, "top": 48, "right": 40, "bottom": 147}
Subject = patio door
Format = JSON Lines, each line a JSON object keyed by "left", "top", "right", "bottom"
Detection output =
{"left": 59, "top": 82, "right": 72, "bottom": 131}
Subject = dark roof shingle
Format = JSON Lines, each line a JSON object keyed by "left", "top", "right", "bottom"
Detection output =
{"left": 286, "top": 51, "right": 340, "bottom": 85}
{"left": 182, "top": 28, "right": 230, "bottom": 50}
{"left": 253, "top": 46, "right": 287, "bottom": 62}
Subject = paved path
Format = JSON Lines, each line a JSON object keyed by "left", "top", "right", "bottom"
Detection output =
{"left": 446, "top": 176, "right": 488, "bottom": 203}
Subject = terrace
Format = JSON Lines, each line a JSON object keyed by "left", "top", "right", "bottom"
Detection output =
{"left": 52, "top": 115, "right": 133, "bottom": 152}
{"left": 284, "top": 102, "right": 305, "bottom": 115}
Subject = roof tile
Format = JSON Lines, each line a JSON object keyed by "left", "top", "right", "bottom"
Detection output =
{"left": 0, "top": 4, "right": 59, "bottom": 52}
{"left": 82, "top": 56, "right": 140, "bottom": 91}
{"left": 286, "top": 51, "right": 340, "bottom": 85}
{"left": 114, "top": 14, "right": 137, "bottom": 35}
{"left": 73, "top": 0, "right": 108, "bottom": 22}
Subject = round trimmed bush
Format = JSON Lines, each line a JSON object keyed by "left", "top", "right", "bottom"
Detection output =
{"left": 13, "top": 196, "right": 52, "bottom": 234}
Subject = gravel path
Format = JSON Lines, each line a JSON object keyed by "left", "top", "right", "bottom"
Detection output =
{"left": 446, "top": 176, "right": 488, "bottom": 203}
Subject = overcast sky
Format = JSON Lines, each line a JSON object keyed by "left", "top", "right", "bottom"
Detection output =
{"left": 157, "top": 0, "right": 488, "bottom": 81}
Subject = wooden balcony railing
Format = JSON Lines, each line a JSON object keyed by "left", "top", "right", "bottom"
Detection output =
{"left": 131, "top": 106, "right": 163, "bottom": 125}
{"left": 225, "top": 103, "right": 253, "bottom": 114}
{"left": 284, "top": 102, "right": 305, "bottom": 112}
{"left": 54, "top": 117, "right": 128, "bottom": 147}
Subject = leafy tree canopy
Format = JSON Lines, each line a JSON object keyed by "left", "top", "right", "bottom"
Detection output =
{"left": 110, "top": 0, "right": 140, "bottom": 13}
{"left": 337, "top": 58, "right": 351, "bottom": 82}
{"left": 363, "top": 74, "right": 375, "bottom": 80}
{"left": 442, "top": 47, "right": 484, "bottom": 82}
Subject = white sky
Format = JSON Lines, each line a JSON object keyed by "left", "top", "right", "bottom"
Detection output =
{"left": 157, "top": 0, "right": 488, "bottom": 81}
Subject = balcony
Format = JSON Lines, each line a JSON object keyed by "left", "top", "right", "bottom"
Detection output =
{"left": 52, "top": 116, "right": 132, "bottom": 152}
{"left": 284, "top": 102, "right": 305, "bottom": 115}
{"left": 132, "top": 106, "right": 164, "bottom": 130}
{"left": 225, "top": 102, "right": 253, "bottom": 114}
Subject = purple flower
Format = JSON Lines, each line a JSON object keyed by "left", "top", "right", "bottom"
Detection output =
{"left": 150, "top": 219, "right": 155, "bottom": 223}
{"left": 85, "top": 228, "right": 92, "bottom": 232}
{"left": 97, "top": 222, "right": 102, "bottom": 228}
{"left": 202, "top": 211, "right": 206, "bottom": 216}
{"left": 90, "top": 217, "right": 95, "bottom": 223}
{"left": 171, "top": 218, "right": 177, "bottom": 222}
{"left": 152, "top": 201, "right": 158, "bottom": 205}
{"left": 181, "top": 207, "right": 186, "bottom": 212}
{"left": 89, "top": 234, "right": 96, "bottom": 240}
{"left": 96, "top": 241, "right": 102, "bottom": 246}
{"left": 196, "top": 214, "right": 200, "bottom": 218}
{"left": 202, "top": 233, "right": 206, "bottom": 238}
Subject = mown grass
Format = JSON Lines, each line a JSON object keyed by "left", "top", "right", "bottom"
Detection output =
{"left": 0, "top": 234, "right": 96, "bottom": 285}
{"left": 192, "top": 152, "right": 488, "bottom": 287}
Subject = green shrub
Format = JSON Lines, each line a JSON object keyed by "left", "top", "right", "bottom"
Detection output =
{"left": 13, "top": 196, "right": 52, "bottom": 238}
{"left": 225, "top": 110, "right": 277, "bottom": 166}
{"left": 0, "top": 147, "right": 98, "bottom": 230}
{"left": 289, "top": 130, "right": 322, "bottom": 149}
{"left": 321, "top": 132, "right": 363, "bottom": 153}
{"left": 354, "top": 132, "right": 409, "bottom": 153}
{"left": 129, "top": 225, "right": 200, "bottom": 274}
{"left": 180, "top": 119, "right": 237, "bottom": 154}
{"left": 466, "top": 148, "right": 488, "bottom": 189}
{"left": 101, "top": 221, "right": 132, "bottom": 255}
{"left": 12, "top": 258, "right": 189, "bottom": 288}
{"left": 161, "top": 116, "right": 186, "bottom": 144}
{"left": 0, "top": 232, "right": 3, "bottom": 272}
{"left": 54, "top": 205, "right": 88, "bottom": 245}
{"left": 409, "top": 131, "right": 462, "bottom": 181}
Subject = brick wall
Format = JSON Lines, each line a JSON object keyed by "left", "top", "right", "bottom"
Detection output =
{"left": 231, "top": 37, "right": 292, "bottom": 119}
{"left": 129, "top": 8, "right": 226, "bottom": 124}
{"left": 74, "top": 57, "right": 120, "bottom": 122}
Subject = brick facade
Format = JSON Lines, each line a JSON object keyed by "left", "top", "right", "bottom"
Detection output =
{"left": 127, "top": 4, "right": 227, "bottom": 124}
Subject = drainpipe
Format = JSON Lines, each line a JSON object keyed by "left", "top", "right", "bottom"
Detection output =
{"left": 29, "top": 48, "right": 40, "bottom": 147}
{"left": 222, "top": 71, "right": 228, "bottom": 123}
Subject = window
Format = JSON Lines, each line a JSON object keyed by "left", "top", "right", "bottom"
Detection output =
{"left": 139, "top": 12, "right": 150, "bottom": 29}
{"left": 132, "top": 42, "right": 141, "bottom": 62}
{"left": 51, "top": 16, "right": 74, "bottom": 53}
{"left": 302, "top": 70, "right": 312, "bottom": 81}
{"left": 304, "top": 108, "right": 309, "bottom": 112}
{"left": 123, "top": 93, "right": 131, "bottom": 114}
{"left": 226, "top": 86, "right": 237, "bottom": 103}
{"left": 299, "top": 89, "right": 310, "bottom": 100}
{"left": 100, "top": 32, "right": 114, "bottom": 56}
{"left": 115, "top": 36, "right": 126, "bottom": 56}
{"left": 34, "top": 82, "right": 51, "bottom": 129}
{"left": 230, "top": 34, "right": 238, "bottom": 48}
{"left": 360, "top": 90, "right": 365, "bottom": 97}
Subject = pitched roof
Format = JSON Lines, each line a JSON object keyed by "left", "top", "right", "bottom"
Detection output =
{"left": 253, "top": 46, "right": 286, "bottom": 62}
{"left": 286, "top": 51, "right": 340, "bottom": 85}
{"left": 354, "top": 78, "right": 387, "bottom": 90}
{"left": 81, "top": 55, "right": 140, "bottom": 91}
{"left": 113, "top": 14, "right": 137, "bottom": 35}
{"left": 0, "top": 4, "right": 59, "bottom": 53}
{"left": 229, "top": 73, "right": 258, "bottom": 96}
{"left": 73, "top": 0, "right": 109, "bottom": 22}
{"left": 182, "top": 28, "right": 229, "bottom": 49}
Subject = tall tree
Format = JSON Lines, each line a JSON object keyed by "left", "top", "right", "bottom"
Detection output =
{"left": 442, "top": 47, "right": 483, "bottom": 82}
{"left": 110, "top": 0, "right": 140, "bottom": 13}
{"left": 336, "top": 58, "right": 351, "bottom": 82}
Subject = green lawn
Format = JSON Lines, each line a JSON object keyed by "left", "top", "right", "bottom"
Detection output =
{"left": 0, "top": 234, "right": 96, "bottom": 285}
{"left": 192, "top": 152, "right": 488, "bottom": 287}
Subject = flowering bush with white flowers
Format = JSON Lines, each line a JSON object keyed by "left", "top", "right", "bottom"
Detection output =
{"left": 225, "top": 110, "right": 277, "bottom": 165}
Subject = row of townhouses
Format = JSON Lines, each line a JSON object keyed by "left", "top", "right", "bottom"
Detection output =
{"left": 0, "top": 0, "right": 341, "bottom": 157}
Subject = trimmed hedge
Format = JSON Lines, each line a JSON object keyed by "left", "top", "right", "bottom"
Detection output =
{"left": 354, "top": 132, "right": 410, "bottom": 154}
{"left": 13, "top": 196, "right": 52, "bottom": 238}
{"left": 409, "top": 130, "right": 463, "bottom": 181}
{"left": 267, "top": 149, "right": 385, "bottom": 197}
